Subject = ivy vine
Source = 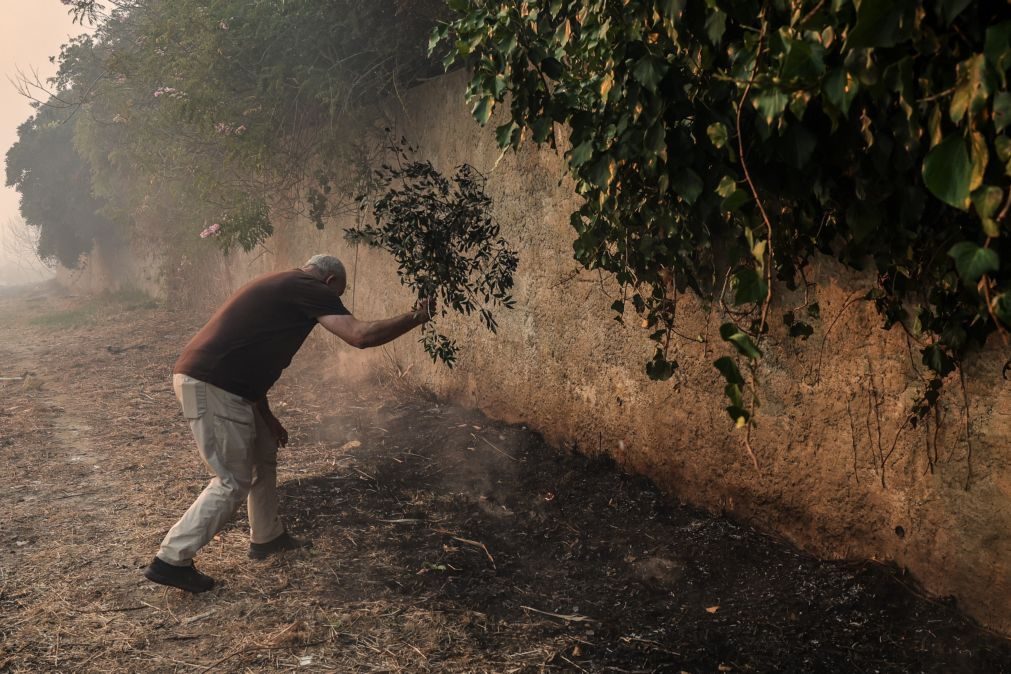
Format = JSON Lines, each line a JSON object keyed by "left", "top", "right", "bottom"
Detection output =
{"left": 436, "top": 0, "right": 1011, "bottom": 464}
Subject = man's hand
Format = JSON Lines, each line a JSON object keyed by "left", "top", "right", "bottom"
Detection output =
{"left": 256, "top": 397, "right": 289, "bottom": 447}
{"left": 413, "top": 297, "right": 436, "bottom": 323}
{"left": 265, "top": 414, "right": 289, "bottom": 447}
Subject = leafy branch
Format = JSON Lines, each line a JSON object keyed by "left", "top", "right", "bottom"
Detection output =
{"left": 345, "top": 137, "right": 518, "bottom": 367}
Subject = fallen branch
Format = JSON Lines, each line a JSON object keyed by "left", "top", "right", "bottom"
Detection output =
{"left": 520, "top": 605, "right": 596, "bottom": 623}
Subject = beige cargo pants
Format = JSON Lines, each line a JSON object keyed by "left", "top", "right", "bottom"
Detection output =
{"left": 157, "top": 374, "right": 285, "bottom": 565}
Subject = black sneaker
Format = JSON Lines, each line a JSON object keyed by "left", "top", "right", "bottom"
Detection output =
{"left": 143, "top": 557, "right": 215, "bottom": 593}
{"left": 248, "top": 531, "right": 312, "bottom": 560}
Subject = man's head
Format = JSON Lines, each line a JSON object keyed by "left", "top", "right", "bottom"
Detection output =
{"left": 303, "top": 254, "right": 347, "bottom": 295}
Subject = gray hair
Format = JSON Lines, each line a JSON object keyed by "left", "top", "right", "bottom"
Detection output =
{"left": 304, "top": 254, "right": 345, "bottom": 279}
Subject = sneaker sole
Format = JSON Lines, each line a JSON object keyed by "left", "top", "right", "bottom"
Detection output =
{"left": 143, "top": 568, "right": 214, "bottom": 593}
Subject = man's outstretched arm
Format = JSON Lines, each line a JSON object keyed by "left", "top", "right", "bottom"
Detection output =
{"left": 317, "top": 303, "right": 431, "bottom": 349}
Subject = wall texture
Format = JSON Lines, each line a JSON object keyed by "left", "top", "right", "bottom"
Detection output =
{"left": 71, "top": 71, "right": 1011, "bottom": 635}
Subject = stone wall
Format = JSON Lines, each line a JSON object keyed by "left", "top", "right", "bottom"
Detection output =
{"left": 70, "top": 70, "right": 1011, "bottom": 634}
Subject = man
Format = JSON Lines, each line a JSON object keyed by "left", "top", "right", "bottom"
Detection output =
{"left": 143, "top": 254, "right": 431, "bottom": 592}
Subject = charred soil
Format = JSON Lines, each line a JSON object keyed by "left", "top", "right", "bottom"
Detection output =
{"left": 0, "top": 282, "right": 1009, "bottom": 672}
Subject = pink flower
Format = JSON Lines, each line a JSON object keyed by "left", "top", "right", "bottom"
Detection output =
{"left": 153, "top": 87, "right": 185, "bottom": 99}
{"left": 199, "top": 223, "right": 222, "bottom": 239}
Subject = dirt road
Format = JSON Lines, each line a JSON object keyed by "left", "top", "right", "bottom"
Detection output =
{"left": 1, "top": 283, "right": 1009, "bottom": 672}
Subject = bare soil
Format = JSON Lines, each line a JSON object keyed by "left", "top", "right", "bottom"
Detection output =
{"left": 1, "top": 282, "right": 1009, "bottom": 673}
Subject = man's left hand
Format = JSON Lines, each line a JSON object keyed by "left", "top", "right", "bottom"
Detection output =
{"left": 266, "top": 415, "right": 289, "bottom": 447}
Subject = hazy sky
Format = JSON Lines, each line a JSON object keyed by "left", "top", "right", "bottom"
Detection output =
{"left": 0, "top": 1, "right": 88, "bottom": 280}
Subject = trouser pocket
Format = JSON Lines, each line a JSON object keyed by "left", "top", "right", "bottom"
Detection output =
{"left": 174, "top": 374, "right": 206, "bottom": 420}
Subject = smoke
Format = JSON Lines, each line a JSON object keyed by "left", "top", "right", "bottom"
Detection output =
{"left": 0, "top": 217, "right": 52, "bottom": 286}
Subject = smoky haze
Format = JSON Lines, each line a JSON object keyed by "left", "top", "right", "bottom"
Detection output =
{"left": 0, "top": 2, "right": 88, "bottom": 286}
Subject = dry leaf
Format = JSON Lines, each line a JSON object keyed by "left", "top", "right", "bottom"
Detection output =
{"left": 705, "top": 605, "right": 719, "bottom": 613}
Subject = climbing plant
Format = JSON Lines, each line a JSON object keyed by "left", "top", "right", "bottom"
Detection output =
{"left": 436, "top": 0, "right": 1011, "bottom": 460}
{"left": 46, "top": 0, "right": 444, "bottom": 253}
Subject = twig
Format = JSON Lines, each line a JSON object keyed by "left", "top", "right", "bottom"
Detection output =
{"left": 847, "top": 397, "right": 860, "bottom": 482}
{"left": 882, "top": 414, "right": 913, "bottom": 488}
{"left": 200, "top": 644, "right": 275, "bottom": 672}
{"left": 433, "top": 529, "right": 496, "bottom": 567}
{"left": 958, "top": 364, "right": 973, "bottom": 491}
{"left": 520, "top": 606, "right": 596, "bottom": 623}
{"left": 980, "top": 239, "right": 1009, "bottom": 345}
{"left": 471, "top": 433, "right": 518, "bottom": 462}
{"left": 810, "top": 290, "right": 867, "bottom": 384}
{"left": 735, "top": 10, "right": 773, "bottom": 340}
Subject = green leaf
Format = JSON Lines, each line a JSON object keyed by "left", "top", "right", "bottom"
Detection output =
{"left": 540, "top": 57, "right": 563, "bottom": 80}
{"left": 719, "top": 322, "right": 763, "bottom": 360}
{"left": 713, "top": 356, "right": 745, "bottom": 385}
{"left": 922, "top": 135, "right": 972, "bottom": 210}
{"left": 569, "top": 140, "right": 594, "bottom": 167}
{"left": 846, "top": 0, "right": 916, "bottom": 49}
{"left": 972, "top": 186, "right": 1003, "bottom": 219}
{"left": 845, "top": 200, "right": 881, "bottom": 242}
{"left": 752, "top": 89, "right": 788, "bottom": 125}
{"left": 658, "top": 0, "right": 686, "bottom": 21}
{"left": 645, "top": 122, "right": 666, "bottom": 155}
{"left": 669, "top": 168, "right": 703, "bottom": 205}
{"left": 921, "top": 344, "right": 956, "bottom": 378}
{"left": 724, "top": 383, "right": 745, "bottom": 408}
{"left": 823, "top": 68, "right": 859, "bottom": 116}
{"left": 496, "top": 122, "right": 518, "bottom": 148}
{"left": 586, "top": 153, "right": 616, "bottom": 189}
{"left": 471, "top": 96, "right": 494, "bottom": 125}
{"left": 949, "top": 55, "right": 989, "bottom": 124}
{"left": 779, "top": 35, "right": 825, "bottom": 82}
{"left": 532, "top": 117, "right": 553, "bottom": 143}
{"left": 732, "top": 267, "right": 767, "bottom": 305}
{"left": 997, "top": 135, "right": 1011, "bottom": 162}
{"left": 721, "top": 189, "right": 751, "bottom": 212}
{"left": 705, "top": 10, "right": 726, "bottom": 45}
{"left": 938, "top": 0, "right": 972, "bottom": 23}
{"left": 707, "top": 122, "right": 728, "bottom": 149}
{"left": 428, "top": 24, "right": 449, "bottom": 55}
{"left": 972, "top": 186, "right": 1004, "bottom": 237}
{"left": 994, "top": 92, "right": 1011, "bottom": 132}
{"left": 985, "top": 22, "right": 1011, "bottom": 86}
{"left": 716, "top": 175, "right": 737, "bottom": 198}
{"left": 947, "top": 241, "right": 999, "bottom": 286}
{"left": 992, "top": 292, "right": 1011, "bottom": 326}
{"left": 632, "top": 55, "right": 668, "bottom": 91}
{"left": 970, "top": 131, "right": 988, "bottom": 192}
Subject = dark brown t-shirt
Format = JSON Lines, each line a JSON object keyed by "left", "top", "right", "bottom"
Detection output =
{"left": 173, "top": 269, "right": 350, "bottom": 400}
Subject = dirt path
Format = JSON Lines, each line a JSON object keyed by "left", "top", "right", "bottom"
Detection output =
{"left": 1, "top": 283, "right": 1009, "bottom": 673}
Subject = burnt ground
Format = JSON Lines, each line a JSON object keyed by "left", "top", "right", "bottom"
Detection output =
{"left": 0, "top": 282, "right": 1009, "bottom": 673}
